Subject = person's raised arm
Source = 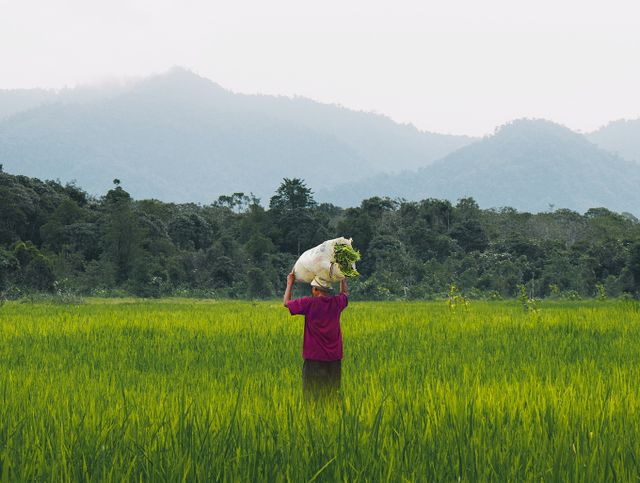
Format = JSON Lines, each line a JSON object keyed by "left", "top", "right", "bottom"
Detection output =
{"left": 340, "top": 278, "right": 348, "bottom": 296}
{"left": 283, "top": 272, "right": 295, "bottom": 307}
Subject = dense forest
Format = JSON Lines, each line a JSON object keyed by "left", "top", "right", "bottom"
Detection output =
{"left": 1, "top": 167, "right": 640, "bottom": 301}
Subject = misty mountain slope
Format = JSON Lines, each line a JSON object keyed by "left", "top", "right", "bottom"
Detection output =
{"left": 319, "top": 119, "right": 640, "bottom": 214}
{"left": 587, "top": 119, "right": 640, "bottom": 163}
{"left": 231, "top": 94, "right": 474, "bottom": 172}
{"left": 0, "top": 68, "right": 472, "bottom": 202}
{"left": 0, "top": 89, "right": 56, "bottom": 120}
{"left": 0, "top": 84, "right": 130, "bottom": 121}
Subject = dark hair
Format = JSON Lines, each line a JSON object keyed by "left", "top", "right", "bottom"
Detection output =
{"left": 312, "top": 285, "right": 332, "bottom": 294}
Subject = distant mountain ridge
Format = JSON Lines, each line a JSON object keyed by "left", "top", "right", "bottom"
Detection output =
{"left": 0, "top": 67, "right": 473, "bottom": 203}
{"left": 586, "top": 119, "right": 640, "bottom": 163}
{"left": 319, "top": 119, "right": 640, "bottom": 214}
{"left": 0, "top": 83, "right": 130, "bottom": 120}
{"left": 1, "top": 68, "right": 639, "bottom": 213}
{"left": 0, "top": 89, "right": 56, "bottom": 120}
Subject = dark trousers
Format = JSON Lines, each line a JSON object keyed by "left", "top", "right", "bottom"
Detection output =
{"left": 302, "top": 359, "right": 342, "bottom": 399}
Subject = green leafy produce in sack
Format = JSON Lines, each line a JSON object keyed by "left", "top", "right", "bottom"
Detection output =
{"left": 334, "top": 243, "right": 361, "bottom": 278}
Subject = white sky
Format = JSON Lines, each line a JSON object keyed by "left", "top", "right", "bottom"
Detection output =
{"left": 0, "top": 0, "right": 638, "bottom": 136}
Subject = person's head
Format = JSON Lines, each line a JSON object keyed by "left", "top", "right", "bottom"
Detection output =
{"left": 310, "top": 279, "right": 332, "bottom": 297}
{"left": 311, "top": 286, "right": 332, "bottom": 297}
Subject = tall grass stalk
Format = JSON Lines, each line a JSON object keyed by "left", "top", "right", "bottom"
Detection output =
{"left": 1, "top": 299, "right": 639, "bottom": 480}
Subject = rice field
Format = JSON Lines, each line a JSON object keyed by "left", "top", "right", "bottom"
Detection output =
{"left": 1, "top": 298, "right": 640, "bottom": 481}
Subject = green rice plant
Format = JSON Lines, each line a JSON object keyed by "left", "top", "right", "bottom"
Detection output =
{"left": 1, "top": 299, "right": 640, "bottom": 481}
{"left": 517, "top": 283, "right": 539, "bottom": 313}
{"left": 447, "top": 283, "right": 469, "bottom": 311}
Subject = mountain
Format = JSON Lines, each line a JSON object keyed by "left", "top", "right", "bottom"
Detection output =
{"left": 587, "top": 119, "right": 640, "bottom": 163}
{"left": 319, "top": 119, "right": 640, "bottom": 214}
{"left": 0, "top": 89, "right": 56, "bottom": 120}
{"left": 0, "top": 67, "right": 473, "bottom": 203}
{"left": 0, "top": 84, "right": 129, "bottom": 120}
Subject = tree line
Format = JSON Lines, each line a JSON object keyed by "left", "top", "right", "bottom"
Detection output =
{"left": 1, "top": 168, "right": 640, "bottom": 300}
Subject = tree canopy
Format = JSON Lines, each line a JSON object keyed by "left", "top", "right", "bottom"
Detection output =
{"left": 1, "top": 170, "right": 640, "bottom": 300}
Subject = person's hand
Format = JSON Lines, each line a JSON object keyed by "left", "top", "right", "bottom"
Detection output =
{"left": 287, "top": 271, "right": 295, "bottom": 286}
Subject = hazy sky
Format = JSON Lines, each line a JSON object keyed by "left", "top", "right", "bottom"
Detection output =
{"left": 1, "top": 0, "right": 638, "bottom": 136}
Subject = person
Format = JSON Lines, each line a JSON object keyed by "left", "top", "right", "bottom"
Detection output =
{"left": 283, "top": 272, "right": 349, "bottom": 399}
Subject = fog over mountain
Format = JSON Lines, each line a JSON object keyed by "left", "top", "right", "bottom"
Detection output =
{"left": 587, "top": 119, "right": 640, "bottom": 163}
{"left": 0, "top": 89, "right": 56, "bottom": 120}
{"left": 319, "top": 119, "right": 640, "bottom": 214}
{"left": 0, "top": 84, "right": 130, "bottom": 121}
{"left": 0, "top": 67, "right": 472, "bottom": 203}
{"left": 1, "top": 68, "right": 639, "bottom": 213}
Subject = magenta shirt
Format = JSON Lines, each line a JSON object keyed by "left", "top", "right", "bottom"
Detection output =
{"left": 287, "top": 293, "right": 348, "bottom": 361}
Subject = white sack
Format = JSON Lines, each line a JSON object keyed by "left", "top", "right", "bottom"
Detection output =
{"left": 293, "top": 237, "right": 354, "bottom": 285}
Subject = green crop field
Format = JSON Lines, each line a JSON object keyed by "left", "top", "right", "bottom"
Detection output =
{"left": 2, "top": 299, "right": 640, "bottom": 481}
